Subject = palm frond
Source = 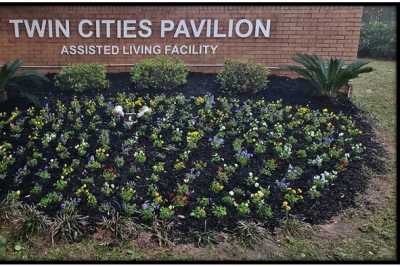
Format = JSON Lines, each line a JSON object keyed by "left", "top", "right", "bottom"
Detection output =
{"left": 0, "top": 59, "right": 48, "bottom": 103}
{"left": 286, "top": 53, "right": 374, "bottom": 97}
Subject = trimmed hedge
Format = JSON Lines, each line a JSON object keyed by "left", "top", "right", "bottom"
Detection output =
{"left": 217, "top": 60, "right": 270, "bottom": 95}
{"left": 55, "top": 64, "right": 108, "bottom": 93}
{"left": 130, "top": 57, "right": 189, "bottom": 92}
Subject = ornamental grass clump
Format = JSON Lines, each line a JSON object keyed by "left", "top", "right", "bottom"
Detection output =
{"left": 130, "top": 57, "right": 189, "bottom": 92}
{"left": 217, "top": 60, "right": 270, "bottom": 95}
{"left": 55, "top": 63, "right": 107, "bottom": 93}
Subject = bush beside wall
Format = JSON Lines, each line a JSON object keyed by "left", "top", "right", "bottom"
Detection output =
{"left": 55, "top": 64, "right": 108, "bottom": 92}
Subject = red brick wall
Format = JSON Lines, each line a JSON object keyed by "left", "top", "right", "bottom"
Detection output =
{"left": 0, "top": 5, "right": 363, "bottom": 73}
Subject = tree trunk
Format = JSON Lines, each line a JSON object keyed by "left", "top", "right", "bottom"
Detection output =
{"left": 0, "top": 89, "right": 7, "bottom": 103}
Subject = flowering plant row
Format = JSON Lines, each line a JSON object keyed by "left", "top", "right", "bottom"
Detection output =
{"left": 0, "top": 93, "right": 365, "bottom": 229}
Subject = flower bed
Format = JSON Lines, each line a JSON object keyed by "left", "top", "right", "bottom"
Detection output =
{"left": 0, "top": 93, "right": 366, "bottom": 235}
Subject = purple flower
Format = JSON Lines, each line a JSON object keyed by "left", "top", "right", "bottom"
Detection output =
{"left": 238, "top": 150, "right": 253, "bottom": 159}
{"left": 323, "top": 136, "right": 334, "bottom": 145}
{"left": 275, "top": 178, "right": 289, "bottom": 189}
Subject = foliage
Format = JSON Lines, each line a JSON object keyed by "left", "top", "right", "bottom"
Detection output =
{"left": 286, "top": 54, "right": 373, "bottom": 97}
{"left": 14, "top": 204, "right": 51, "bottom": 240}
{"left": 362, "top": 6, "right": 396, "bottom": 25}
{"left": 0, "top": 192, "right": 22, "bottom": 222}
{"left": 0, "top": 93, "right": 365, "bottom": 234}
{"left": 359, "top": 22, "right": 396, "bottom": 59}
{"left": 130, "top": 57, "right": 188, "bottom": 92}
{"left": 217, "top": 60, "right": 270, "bottom": 95}
{"left": 0, "top": 59, "right": 48, "bottom": 103}
{"left": 98, "top": 209, "right": 139, "bottom": 241}
{"left": 234, "top": 220, "right": 270, "bottom": 247}
{"left": 55, "top": 64, "right": 107, "bottom": 93}
{"left": 50, "top": 201, "right": 89, "bottom": 242}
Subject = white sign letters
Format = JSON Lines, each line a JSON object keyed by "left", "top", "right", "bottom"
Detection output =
{"left": 8, "top": 18, "right": 271, "bottom": 56}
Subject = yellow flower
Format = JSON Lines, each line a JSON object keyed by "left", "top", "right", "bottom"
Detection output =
{"left": 195, "top": 96, "right": 205, "bottom": 105}
{"left": 323, "top": 108, "right": 329, "bottom": 113}
{"left": 282, "top": 201, "right": 288, "bottom": 207}
{"left": 134, "top": 97, "right": 144, "bottom": 107}
{"left": 155, "top": 196, "right": 162, "bottom": 203}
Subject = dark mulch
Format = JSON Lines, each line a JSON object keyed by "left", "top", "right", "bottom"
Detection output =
{"left": 0, "top": 72, "right": 348, "bottom": 113}
{"left": 0, "top": 72, "right": 388, "bottom": 229}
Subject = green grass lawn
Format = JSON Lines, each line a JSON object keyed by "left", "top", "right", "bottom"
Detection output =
{"left": 0, "top": 59, "right": 396, "bottom": 261}
{"left": 351, "top": 60, "right": 396, "bottom": 137}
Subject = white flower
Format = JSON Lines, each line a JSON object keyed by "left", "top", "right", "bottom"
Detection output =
{"left": 248, "top": 172, "right": 253, "bottom": 177}
{"left": 255, "top": 182, "right": 260, "bottom": 188}
{"left": 137, "top": 106, "right": 152, "bottom": 118}
{"left": 113, "top": 105, "right": 124, "bottom": 117}
{"left": 125, "top": 121, "right": 134, "bottom": 127}
{"left": 229, "top": 191, "right": 234, "bottom": 196}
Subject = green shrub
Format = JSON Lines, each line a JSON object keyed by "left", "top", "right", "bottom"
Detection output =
{"left": 217, "top": 60, "right": 270, "bottom": 95}
{"left": 0, "top": 59, "right": 48, "bottom": 103}
{"left": 130, "top": 57, "right": 188, "bottom": 92}
{"left": 359, "top": 22, "right": 396, "bottom": 59}
{"left": 55, "top": 64, "right": 107, "bottom": 92}
{"left": 286, "top": 54, "right": 373, "bottom": 98}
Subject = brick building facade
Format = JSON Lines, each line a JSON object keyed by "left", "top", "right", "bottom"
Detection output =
{"left": 0, "top": 5, "right": 363, "bottom": 73}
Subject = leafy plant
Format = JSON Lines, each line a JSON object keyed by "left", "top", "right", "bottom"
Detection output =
{"left": 0, "top": 59, "right": 48, "bottom": 103}
{"left": 98, "top": 209, "right": 139, "bottom": 241}
{"left": 359, "top": 22, "right": 396, "bottom": 59}
{"left": 234, "top": 220, "right": 270, "bottom": 247}
{"left": 130, "top": 57, "right": 188, "bottom": 92}
{"left": 14, "top": 204, "right": 51, "bottom": 240}
{"left": 50, "top": 201, "right": 89, "bottom": 243}
{"left": 211, "top": 205, "right": 227, "bottom": 218}
{"left": 217, "top": 60, "right": 270, "bottom": 95}
{"left": 286, "top": 53, "right": 373, "bottom": 97}
{"left": 190, "top": 206, "right": 207, "bottom": 219}
{"left": 159, "top": 206, "right": 175, "bottom": 221}
{"left": 55, "top": 63, "right": 107, "bottom": 92}
{"left": 0, "top": 192, "right": 22, "bottom": 222}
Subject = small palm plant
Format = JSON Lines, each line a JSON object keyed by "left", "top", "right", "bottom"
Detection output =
{"left": 0, "top": 59, "right": 48, "bottom": 103}
{"left": 286, "top": 53, "right": 373, "bottom": 98}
